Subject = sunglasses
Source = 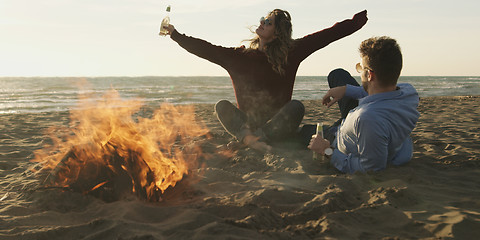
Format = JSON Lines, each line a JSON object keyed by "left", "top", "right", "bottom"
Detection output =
{"left": 260, "top": 17, "right": 272, "bottom": 26}
{"left": 356, "top": 62, "right": 373, "bottom": 73}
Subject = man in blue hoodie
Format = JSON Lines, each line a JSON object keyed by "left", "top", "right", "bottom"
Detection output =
{"left": 308, "top": 36, "right": 420, "bottom": 173}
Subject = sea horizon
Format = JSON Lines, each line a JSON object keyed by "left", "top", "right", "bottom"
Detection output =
{"left": 1, "top": 76, "right": 479, "bottom": 114}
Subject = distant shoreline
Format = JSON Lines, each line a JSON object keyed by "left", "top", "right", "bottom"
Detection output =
{"left": 2, "top": 76, "right": 480, "bottom": 114}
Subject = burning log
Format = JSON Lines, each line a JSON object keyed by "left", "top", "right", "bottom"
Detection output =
{"left": 33, "top": 89, "right": 209, "bottom": 202}
{"left": 41, "top": 135, "right": 199, "bottom": 202}
{"left": 42, "top": 144, "right": 163, "bottom": 202}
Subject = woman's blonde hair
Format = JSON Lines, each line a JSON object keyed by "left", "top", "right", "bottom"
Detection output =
{"left": 246, "top": 9, "right": 294, "bottom": 76}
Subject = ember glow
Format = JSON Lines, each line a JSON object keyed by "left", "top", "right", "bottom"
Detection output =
{"left": 33, "top": 89, "right": 209, "bottom": 201}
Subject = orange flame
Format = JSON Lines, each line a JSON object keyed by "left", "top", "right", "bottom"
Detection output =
{"left": 33, "top": 89, "right": 209, "bottom": 201}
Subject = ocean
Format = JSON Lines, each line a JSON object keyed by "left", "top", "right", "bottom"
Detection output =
{"left": 1, "top": 76, "right": 479, "bottom": 114}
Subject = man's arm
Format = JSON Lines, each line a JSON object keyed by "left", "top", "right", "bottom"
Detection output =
{"left": 331, "top": 116, "right": 389, "bottom": 173}
{"left": 345, "top": 84, "right": 368, "bottom": 99}
{"left": 323, "top": 84, "right": 367, "bottom": 108}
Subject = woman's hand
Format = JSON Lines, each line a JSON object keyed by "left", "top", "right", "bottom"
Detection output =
{"left": 164, "top": 24, "right": 176, "bottom": 35}
{"left": 322, "top": 86, "right": 346, "bottom": 108}
{"left": 353, "top": 10, "right": 368, "bottom": 27}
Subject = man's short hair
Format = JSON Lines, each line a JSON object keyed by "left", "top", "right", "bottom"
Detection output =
{"left": 359, "top": 36, "right": 403, "bottom": 86}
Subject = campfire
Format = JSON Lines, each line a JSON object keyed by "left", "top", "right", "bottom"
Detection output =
{"left": 33, "top": 89, "right": 209, "bottom": 202}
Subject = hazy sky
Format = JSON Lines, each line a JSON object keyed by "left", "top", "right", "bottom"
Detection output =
{"left": 1, "top": 0, "right": 479, "bottom": 77}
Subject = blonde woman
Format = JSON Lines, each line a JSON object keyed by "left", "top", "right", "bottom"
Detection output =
{"left": 163, "top": 9, "right": 368, "bottom": 151}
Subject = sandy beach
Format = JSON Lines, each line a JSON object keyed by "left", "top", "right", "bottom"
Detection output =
{"left": 1, "top": 96, "right": 479, "bottom": 239}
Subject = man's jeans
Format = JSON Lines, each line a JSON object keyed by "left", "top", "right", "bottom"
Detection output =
{"left": 299, "top": 68, "right": 360, "bottom": 146}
